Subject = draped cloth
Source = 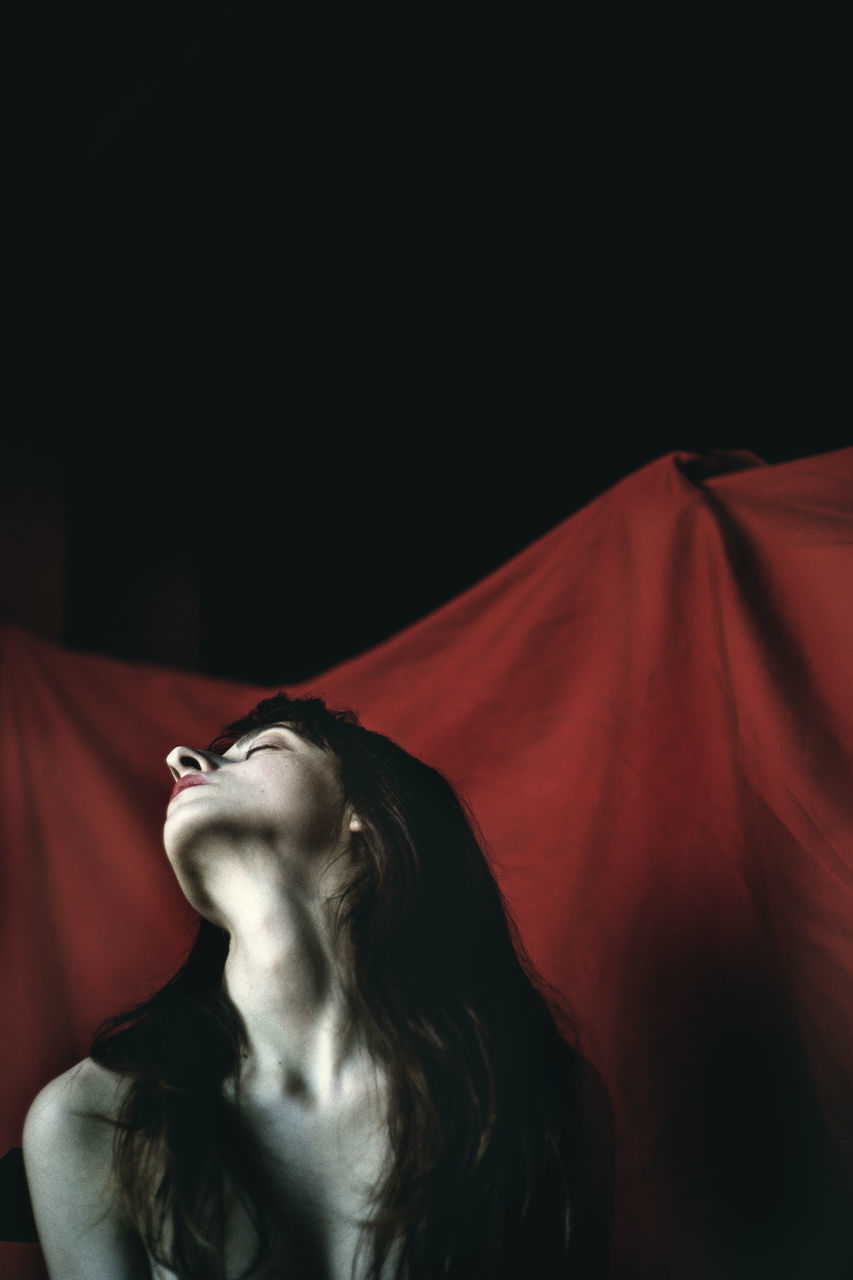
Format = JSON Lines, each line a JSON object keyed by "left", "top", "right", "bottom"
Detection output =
{"left": 2, "top": 449, "right": 852, "bottom": 1279}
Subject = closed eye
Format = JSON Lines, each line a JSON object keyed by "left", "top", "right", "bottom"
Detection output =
{"left": 226, "top": 724, "right": 300, "bottom": 762}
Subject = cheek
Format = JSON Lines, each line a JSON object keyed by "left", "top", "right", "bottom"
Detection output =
{"left": 265, "top": 768, "right": 345, "bottom": 849}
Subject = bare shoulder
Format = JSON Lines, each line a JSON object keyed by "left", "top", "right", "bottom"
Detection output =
{"left": 23, "top": 1059, "right": 146, "bottom": 1279}
{"left": 25, "top": 1056, "right": 128, "bottom": 1133}
{"left": 24, "top": 1057, "right": 128, "bottom": 1173}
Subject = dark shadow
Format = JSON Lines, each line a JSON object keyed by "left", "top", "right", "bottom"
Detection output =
{"left": 0, "top": 1148, "right": 37, "bottom": 1242}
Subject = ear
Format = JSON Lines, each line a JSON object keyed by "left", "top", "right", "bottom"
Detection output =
{"left": 348, "top": 813, "right": 364, "bottom": 833}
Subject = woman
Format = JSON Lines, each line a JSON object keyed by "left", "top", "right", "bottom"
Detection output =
{"left": 23, "top": 692, "right": 612, "bottom": 1278}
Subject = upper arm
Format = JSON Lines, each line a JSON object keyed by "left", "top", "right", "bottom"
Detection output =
{"left": 23, "top": 1061, "right": 149, "bottom": 1280}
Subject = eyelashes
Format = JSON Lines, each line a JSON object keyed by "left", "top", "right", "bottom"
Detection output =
{"left": 240, "top": 727, "right": 299, "bottom": 759}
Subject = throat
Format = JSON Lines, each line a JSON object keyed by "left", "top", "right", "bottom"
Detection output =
{"left": 222, "top": 891, "right": 361, "bottom": 1106}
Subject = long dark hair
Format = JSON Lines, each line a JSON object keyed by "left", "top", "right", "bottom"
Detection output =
{"left": 91, "top": 693, "right": 595, "bottom": 1278}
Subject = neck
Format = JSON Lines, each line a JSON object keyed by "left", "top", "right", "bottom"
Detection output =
{"left": 216, "top": 856, "right": 362, "bottom": 1108}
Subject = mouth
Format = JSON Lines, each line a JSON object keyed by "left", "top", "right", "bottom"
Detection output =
{"left": 169, "top": 775, "right": 211, "bottom": 804}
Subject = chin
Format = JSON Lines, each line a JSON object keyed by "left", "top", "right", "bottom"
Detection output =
{"left": 162, "top": 827, "right": 218, "bottom": 915}
{"left": 170, "top": 861, "right": 222, "bottom": 924}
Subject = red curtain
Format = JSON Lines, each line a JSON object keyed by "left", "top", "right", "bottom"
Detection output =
{"left": 3, "top": 449, "right": 852, "bottom": 1278}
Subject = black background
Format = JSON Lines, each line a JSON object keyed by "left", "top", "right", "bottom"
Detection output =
{"left": 5, "top": 5, "right": 848, "bottom": 684}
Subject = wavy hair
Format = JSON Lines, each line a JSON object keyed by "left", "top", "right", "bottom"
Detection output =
{"left": 91, "top": 693, "right": 602, "bottom": 1277}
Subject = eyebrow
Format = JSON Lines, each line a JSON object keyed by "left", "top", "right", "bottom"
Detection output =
{"left": 230, "top": 723, "right": 301, "bottom": 752}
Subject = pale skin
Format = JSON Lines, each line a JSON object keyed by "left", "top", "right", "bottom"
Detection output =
{"left": 23, "top": 723, "right": 393, "bottom": 1279}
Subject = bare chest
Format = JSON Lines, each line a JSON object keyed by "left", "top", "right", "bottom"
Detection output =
{"left": 150, "top": 1087, "right": 393, "bottom": 1280}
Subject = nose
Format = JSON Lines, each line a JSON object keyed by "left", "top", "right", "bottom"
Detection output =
{"left": 166, "top": 745, "right": 220, "bottom": 781}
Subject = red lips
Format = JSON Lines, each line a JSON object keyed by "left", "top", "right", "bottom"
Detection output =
{"left": 169, "top": 774, "right": 211, "bottom": 804}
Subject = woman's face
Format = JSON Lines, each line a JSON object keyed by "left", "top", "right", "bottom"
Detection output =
{"left": 162, "top": 722, "right": 359, "bottom": 885}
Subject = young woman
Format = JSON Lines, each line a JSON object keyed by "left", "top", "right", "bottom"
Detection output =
{"left": 23, "top": 693, "right": 612, "bottom": 1278}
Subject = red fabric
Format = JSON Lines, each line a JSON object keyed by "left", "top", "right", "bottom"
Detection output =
{"left": 3, "top": 448, "right": 852, "bottom": 1278}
